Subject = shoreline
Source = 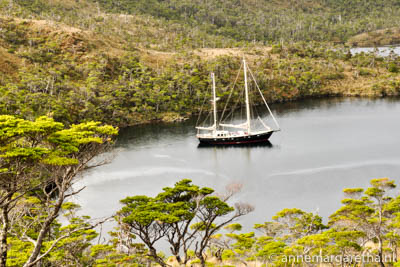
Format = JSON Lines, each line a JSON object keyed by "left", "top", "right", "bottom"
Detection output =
{"left": 124, "top": 94, "right": 400, "bottom": 128}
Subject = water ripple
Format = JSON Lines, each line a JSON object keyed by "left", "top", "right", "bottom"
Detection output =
{"left": 269, "top": 159, "right": 400, "bottom": 177}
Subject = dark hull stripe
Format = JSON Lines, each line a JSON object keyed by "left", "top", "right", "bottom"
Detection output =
{"left": 201, "top": 138, "right": 271, "bottom": 145}
{"left": 198, "top": 131, "right": 273, "bottom": 145}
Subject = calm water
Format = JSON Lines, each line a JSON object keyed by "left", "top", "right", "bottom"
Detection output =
{"left": 74, "top": 97, "right": 400, "bottom": 231}
{"left": 351, "top": 46, "right": 400, "bottom": 56}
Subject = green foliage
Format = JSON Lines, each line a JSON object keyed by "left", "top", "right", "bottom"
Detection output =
{"left": 0, "top": 14, "right": 398, "bottom": 129}
{"left": 0, "top": 15, "right": 398, "bottom": 128}
{"left": 92, "top": 0, "right": 400, "bottom": 44}
{"left": 7, "top": 238, "right": 33, "bottom": 267}
{"left": 5, "top": 172, "right": 400, "bottom": 266}
{"left": 224, "top": 223, "right": 242, "bottom": 232}
{"left": 359, "top": 68, "right": 372, "bottom": 76}
{"left": 0, "top": 115, "right": 117, "bottom": 266}
{"left": 0, "top": 115, "right": 117, "bottom": 168}
{"left": 388, "top": 62, "right": 399, "bottom": 73}
{"left": 6, "top": 199, "right": 99, "bottom": 266}
{"left": 328, "top": 178, "right": 399, "bottom": 266}
{"left": 118, "top": 179, "right": 250, "bottom": 266}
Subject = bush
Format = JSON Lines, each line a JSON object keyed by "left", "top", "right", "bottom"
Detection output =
{"left": 388, "top": 62, "right": 399, "bottom": 73}
{"left": 359, "top": 68, "right": 371, "bottom": 76}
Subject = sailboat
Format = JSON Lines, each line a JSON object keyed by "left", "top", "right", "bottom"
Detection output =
{"left": 196, "top": 59, "right": 280, "bottom": 145}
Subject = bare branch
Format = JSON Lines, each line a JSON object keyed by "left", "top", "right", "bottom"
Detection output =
{"left": 24, "top": 216, "right": 112, "bottom": 267}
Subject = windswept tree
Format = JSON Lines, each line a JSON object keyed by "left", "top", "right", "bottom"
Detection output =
{"left": 0, "top": 115, "right": 117, "bottom": 267}
{"left": 118, "top": 179, "right": 254, "bottom": 267}
{"left": 322, "top": 228, "right": 365, "bottom": 266}
{"left": 220, "top": 231, "right": 257, "bottom": 266}
{"left": 329, "top": 178, "right": 399, "bottom": 267}
{"left": 252, "top": 208, "right": 325, "bottom": 266}
{"left": 7, "top": 200, "right": 102, "bottom": 266}
{"left": 208, "top": 223, "right": 243, "bottom": 261}
{"left": 255, "top": 208, "right": 326, "bottom": 244}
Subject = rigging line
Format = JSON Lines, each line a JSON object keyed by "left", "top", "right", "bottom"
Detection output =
{"left": 220, "top": 62, "right": 243, "bottom": 122}
{"left": 247, "top": 64, "right": 281, "bottom": 130}
{"left": 253, "top": 80, "right": 261, "bottom": 120}
{"left": 204, "top": 112, "right": 211, "bottom": 126}
{"left": 196, "top": 77, "right": 212, "bottom": 127}
{"left": 252, "top": 83, "right": 262, "bottom": 129}
{"left": 253, "top": 92, "right": 266, "bottom": 130}
{"left": 240, "top": 89, "right": 243, "bottom": 124}
{"left": 223, "top": 85, "right": 244, "bottom": 124}
{"left": 250, "top": 85, "right": 257, "bottom": 128}
{"left": 222, "top": 81, "right": 244, "bottom": 124}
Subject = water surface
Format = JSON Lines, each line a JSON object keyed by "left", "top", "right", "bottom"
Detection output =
{"left": 351, "top": 46, "right": 400, "bottom": 56}
{"left": 75, "top": 97, "right": 400, "bottom": 230}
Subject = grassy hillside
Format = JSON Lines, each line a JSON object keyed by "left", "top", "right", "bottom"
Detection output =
{"left": 2, "top": 0, "right": 238, "bottom": 51}
{"left": 348, "top": 27, "right": 400, "bottom": 47}
{"left": 6, "top": 0, "right": 400, "bottom": 47}
{"left": 0, "top": 0, "right": 399, "bottom": 128}
{"left": 93, "top": 0, "right": 400, "bottom": 44}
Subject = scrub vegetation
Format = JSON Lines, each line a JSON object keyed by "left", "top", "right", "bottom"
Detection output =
{"left": 1, "top": 1, "right": 400, "bottom": 266}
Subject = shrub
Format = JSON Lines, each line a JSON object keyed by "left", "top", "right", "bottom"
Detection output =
{"left": 388, "top": 62, "right": 399, "bottom": 73}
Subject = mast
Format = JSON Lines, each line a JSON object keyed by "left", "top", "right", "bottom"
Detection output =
{"left": 211, "top": 72, "right": 217, "bottom": 132}
{"left": 243, "top": 59, "right": 251, "bottom": 133}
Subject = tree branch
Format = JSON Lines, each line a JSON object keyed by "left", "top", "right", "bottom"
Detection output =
{"left": 24, "top": 216, "right": 112, "bottom": 267}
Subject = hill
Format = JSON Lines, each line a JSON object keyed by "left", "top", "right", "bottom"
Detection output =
{"left": 4, "top": 0, "right": 238, "bottom": 51}
{"left": 7, "top": 0, "right": 400, "bottom": 46}
{"left": 348, "top": 27, "right": 400, "bottom": 47}
{"left": 0, "top": 0, "right": 399, "bottom": 128}
{"left": 93, "top": 0, "right": 400, "bottom": 44}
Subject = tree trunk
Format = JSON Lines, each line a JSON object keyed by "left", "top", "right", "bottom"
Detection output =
{"left": 23, "top": 192, "right": 64, "bottom": 267}
{"left": 149, "top": 247, "right": 167, "bottom": 267}
{"left": 197, "top": 253, "right": 206, "bottom": 267}
{"left": 25, "top": 225, "right": 48, "bottom": 266}
{"left": 0, "top": 206, "right": 9, "bottom": 267}
{"left": 378, "top": 237, "right": 385, "bottom": 267}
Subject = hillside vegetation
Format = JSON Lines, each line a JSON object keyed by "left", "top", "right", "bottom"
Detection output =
{"left": 1, "top": 2, "right": 400, "bottom": 266}
{"left": 0, "top": 0, "right": 399, "bottom": 128}
{"left": 93, "top": 0, "right": 400, "bottom": 44}
{"left": 6, "top": 0, "right": 400, "bottom": 48}
{"left": 348, "top": 27, "right": 400, "bottom": 47}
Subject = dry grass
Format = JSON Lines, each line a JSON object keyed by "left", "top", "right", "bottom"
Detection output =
{"left": 348, "top": 27, "right": 400, "bottom": 47}
{"left": 0, "top": 47, "right": 21, "bottom": 76}
{"left": 194, "top": 47, "right": 273, "bottom": 59}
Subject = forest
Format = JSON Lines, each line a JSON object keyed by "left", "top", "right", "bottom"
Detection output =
{"left": 0, "top": 0, "right": 398, "bottom": 128}
{"left": 1, "top": 0, "right": 400, "bottom": 266}
{"left": 90, "top": 0, "right": 400, "bottom": 44}
{"left": 0, "top": 16, "right": 399, "bottom": 128}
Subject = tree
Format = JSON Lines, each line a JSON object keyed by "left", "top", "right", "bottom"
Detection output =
{"left": 329, "top": 178, "right": 398, "bottom": 267}
{"left": 0, "top": 115, "right": 117, "bottom": 267}
{"left": 323, "top": 228, "right": 365, "bottom": 266}
{"left": 256, "top": 208, "right": 326, "bottom": 244}
{"left": 9, "top": 200, "right": 101, "bottom": 266}
{"left": 208, "top": 223, "right": 243, "bottom": 261}
{"left": 255, "top": 236, "right": 286, "bottom": 266}
{"left": 191, "top": 183, "right": 254, "bottom": 267}
{"left": 117, "top": 195, "right": 171, "bottom": 267}
{"left": 221, "top": 232, "right": 256, "bottom": 266}
{"left": 118, "top": 179, "right": 254, "bottom": 267}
